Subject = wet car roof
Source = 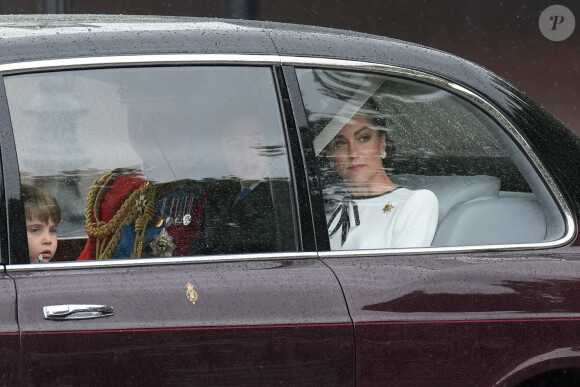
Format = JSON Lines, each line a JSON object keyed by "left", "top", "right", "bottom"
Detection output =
{"left": 0, "top": 14, "right": 484, "bottom": 81}
{"left": 0, "top": 16, "right": 505, "bottom": 106}
{"left": 0, "top": 15, "right": 279, "bottom": 62}
{"left": 0, "top": 15, "right": 513, "bottom": 110}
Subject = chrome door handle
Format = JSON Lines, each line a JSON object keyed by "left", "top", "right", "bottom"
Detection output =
{"left": 43, "top": 304, "right": 114, "bottom": 320}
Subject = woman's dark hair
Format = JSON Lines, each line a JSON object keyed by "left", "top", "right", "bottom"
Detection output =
{"left": 354, "top": 96, "right": 396, "bottom": 168}
{"left": 360, "top": 96, "right": 386, "bottom": 127}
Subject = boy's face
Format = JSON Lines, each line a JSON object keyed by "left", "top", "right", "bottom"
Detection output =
{"left": 26, "top": 217, "right": 58, "bottom": 263}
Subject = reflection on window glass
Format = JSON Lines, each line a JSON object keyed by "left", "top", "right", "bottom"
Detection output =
{"left": 297, "top": 68, "right": 564, "bottom": 250}
{"left": 6, "top": 66, "right": 297, "bottom": 262}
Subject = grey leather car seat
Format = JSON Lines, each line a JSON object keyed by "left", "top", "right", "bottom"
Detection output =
{"left": 391, "top": 174, "right": 547, "bottom": 247}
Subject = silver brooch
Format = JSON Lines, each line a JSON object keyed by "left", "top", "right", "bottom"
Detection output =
{"left": 149, "top": 228, "right": 177, "bottom": 257}
{"left": 135, "top": 194, "right": 148, "bottom": 214}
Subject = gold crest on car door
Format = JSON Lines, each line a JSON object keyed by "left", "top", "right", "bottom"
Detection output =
{"left": 186, "top": 283, "right": 198, "bottom": 304}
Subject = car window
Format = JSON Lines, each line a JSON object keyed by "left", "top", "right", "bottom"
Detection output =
{"left": 6, "top": 66, "right": 298, "bottom": 262}
{"left": 296, "top": 68, "right": 565, "bottom": 250}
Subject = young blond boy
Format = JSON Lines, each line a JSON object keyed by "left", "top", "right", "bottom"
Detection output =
{"left": 21, "top": 185, "right": 60, "bottom": 263}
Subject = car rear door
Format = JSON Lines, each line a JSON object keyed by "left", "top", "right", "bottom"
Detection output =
{"left": 1, "top": 60, "right": 355, "bottom": 385}
{"left": 287, "top": 62, "right": 580, "bottom": 386}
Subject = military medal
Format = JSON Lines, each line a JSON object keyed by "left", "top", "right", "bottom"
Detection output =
{"left": 183, "top": 196, "right": 193, "bottom": 226}
{"left": 174, "top": 197, "right": 183, "bottom": 225}
{"left": 150, "top": 227, "right": 177, "bottom": 257}
{"left": 155, "top": 197, "right": 167, "bottom": 228}
{"left": 165, "top": 197, "right": 176, "bottom": 227}
{"left": 134, "top": 194, "right": 147, "bottom": 214}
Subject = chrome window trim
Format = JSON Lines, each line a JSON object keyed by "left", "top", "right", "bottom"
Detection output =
{"left": 1, "top": 54, "right": 574, "bottom": 270}
{"left": 7, "top": 252, "right": 320, "bottom": 272}
{"left": 0, "top": 54, "right": 281, "bottom": 74}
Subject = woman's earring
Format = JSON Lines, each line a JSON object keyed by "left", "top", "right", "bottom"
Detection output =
{"left": 381, "top": 151, "right": 387, "bottom": 159}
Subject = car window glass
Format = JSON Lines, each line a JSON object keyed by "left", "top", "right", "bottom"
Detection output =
{"left": 6, "top": 66, "right": 298, "bottom": 262}
{"left": 296, "top": 68, "right": 565, "bottom": 250}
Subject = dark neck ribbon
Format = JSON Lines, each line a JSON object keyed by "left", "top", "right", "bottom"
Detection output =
{"left": 328, "top": 198, "right": 360, "bottom": 246}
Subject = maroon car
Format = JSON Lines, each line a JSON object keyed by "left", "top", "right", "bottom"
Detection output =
{"left": 0, "top": 14, "right": 579, "bottom": 386}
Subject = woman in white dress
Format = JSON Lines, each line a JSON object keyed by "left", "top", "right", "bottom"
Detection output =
{"left": 321, "top": 99, "right": 439, "bottom": 250}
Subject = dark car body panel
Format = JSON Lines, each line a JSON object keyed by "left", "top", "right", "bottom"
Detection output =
{"left": 13, "top": 258, "right": 354, "bottom": 385}
{"left": 0, "top": 14, "right": 579, "bottom": 386}
{"left": 0, "top": 274, "right": 18, "bottom": 385}
{"left": 323, "top": 250, "right": 580, "bottom": 386}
